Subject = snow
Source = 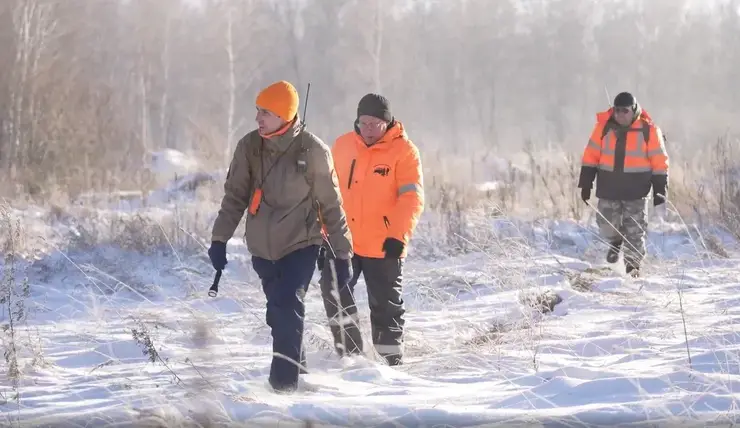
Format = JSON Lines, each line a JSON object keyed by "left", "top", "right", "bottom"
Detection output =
{"left": 475, "top": 181, "right": 505, "bottom": 192}
{"left": 146, "top": 149, "right": 204, "bottom": 188}
{"left": 3, "top": 178, "right": 740, "bottom": 427}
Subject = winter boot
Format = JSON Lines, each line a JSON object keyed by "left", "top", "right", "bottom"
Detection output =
{"left": 606, "top": 239, "right": 622, "bottom": 263}
{"left": 625, "top": 263, "right": 640, "bottom": 277}
{"left": 385, "top": 355, "right": 403, "bottom": 366}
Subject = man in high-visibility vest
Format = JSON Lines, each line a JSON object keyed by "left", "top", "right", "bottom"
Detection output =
{"left": 578, "top": 92, "right": 669, "bottom": 277}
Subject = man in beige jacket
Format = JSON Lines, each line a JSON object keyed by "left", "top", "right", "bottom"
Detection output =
{"left": 208, "top": 80, "right": 353, "bottom": 393}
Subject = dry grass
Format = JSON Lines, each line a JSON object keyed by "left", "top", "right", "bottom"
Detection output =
{"left": 2, "top": 137, "right": 740, "bottom": 427}
{"left": 566, "top": 267, "right": 613, "bottom": 292}
{"left": 0, "top": 131, "right": 738, "bottom": 267}
{"left": 422, "top": 135, "right": 740, "bottom": 252}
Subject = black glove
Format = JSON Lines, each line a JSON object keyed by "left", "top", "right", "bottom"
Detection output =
{"left": 333, "top": 257, "right": 352, "bottom": 285}
{"left": 651, "top": 175, "right": 667, "bottom": 207}
{"left": 208, "top": 241, "right": 227, "bottom": 271}
{"left": 382, "top": 238, "right": 405, "bottom": 259}
{"left": 580, "top": 187, "right": 591, "bottom": 203}
{"left": 317, "top": 245, "right": 326, "bottom": 271}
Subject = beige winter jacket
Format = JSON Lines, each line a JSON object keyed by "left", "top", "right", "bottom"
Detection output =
{"left": 211, "top": 120, "right": 353, "bottom": 261}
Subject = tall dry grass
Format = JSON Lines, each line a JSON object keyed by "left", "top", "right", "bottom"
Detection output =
{"left": 0, "top": 131, "right": 737, "bottom": 262}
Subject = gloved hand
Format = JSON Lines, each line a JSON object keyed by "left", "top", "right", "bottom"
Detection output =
{"left": 208, "top": 241, "right": 227, "bottom": 270}
{"left": 651, "top": 175, "right": 667, "bottom": 207}
{"left": 332, "top": 257, "right": 353, "bottom": 286}
{"left": 382, "top": 238, "right": 405, "bottom": 259}
{"left": 580, "top": 187, "right": 591, "bottom": 203}
{"left": 317, "top": 245, "right": 326, "bottom": 271}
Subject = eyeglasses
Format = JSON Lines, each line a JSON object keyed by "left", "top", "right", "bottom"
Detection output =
{"left": 358, "top": 121, "right": 386, "bottom": 130}
{"left": 614, "top": 107, "right": 633, "bottom": 114}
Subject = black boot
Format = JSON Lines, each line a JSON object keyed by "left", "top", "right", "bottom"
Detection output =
{"left": 384, "top": 354, "right": 403, "bottom": 366}
{"left": 625, "top": 263, "right": 640, "bottom": 277}
{"left": 606, "top": 239, "right": 622, "bottom": 263}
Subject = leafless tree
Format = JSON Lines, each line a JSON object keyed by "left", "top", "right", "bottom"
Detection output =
{"left": 0, "top": 0, "right": 738, "bottom": 199}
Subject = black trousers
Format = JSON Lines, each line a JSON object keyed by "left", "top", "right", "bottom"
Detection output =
{"left": 252, "top": 245, "right": 318, "bottom": 391}
{"left": 319, "top": 255, "right": 405, "bottom": 365}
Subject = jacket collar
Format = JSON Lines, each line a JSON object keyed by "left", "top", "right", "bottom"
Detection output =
{"left": 262, "top": 117, "right": 303, "bottom": 153}
{"left": 353, "top": 120, "right": 407, "bottom": 148}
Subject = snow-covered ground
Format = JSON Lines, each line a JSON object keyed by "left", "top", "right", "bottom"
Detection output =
{"left": 2, "top": 178, "right": 740, "bottom": 427}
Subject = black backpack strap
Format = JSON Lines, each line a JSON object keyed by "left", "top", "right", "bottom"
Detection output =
{"left": 603, "top": 120, "right": 652, "bottom": 141}
{"left": 642, "top": 121, "right": 667, "bottom": 144}
{"left": 296, "top": 127, "right": 312, "bottom": 189}
{"left": 642, "top": 121, "right": 650, "bottom": 144}
{"left": 602, "top": 119, "right": 664, "bottom": 156}
{"left": 296, "top": 129, "right": 324, "bottom": 228}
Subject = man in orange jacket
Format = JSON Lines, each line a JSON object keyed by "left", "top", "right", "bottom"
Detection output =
{"left": 578, "top": 92, "right": 669, "bottom": 277}
{"left": 317, "top": 93, "right": 424, "bottom": 366}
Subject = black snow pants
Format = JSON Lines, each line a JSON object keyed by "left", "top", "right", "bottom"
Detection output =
{"left": 319, "top": 255, "right": 405, "bottom": 365}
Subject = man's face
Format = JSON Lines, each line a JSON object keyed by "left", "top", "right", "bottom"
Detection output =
{"left": 357, "top": 115, "right": 388, "bottom": 145}
{"left": 256, "top": 108, "right": 286, "bottom": 135}
{"left": 613, "top": 106, "right": 635, "bottom": 127}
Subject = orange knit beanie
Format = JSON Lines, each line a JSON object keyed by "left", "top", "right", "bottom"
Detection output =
{"left": 256, "top": 80, "right": 299, "bottom": 122}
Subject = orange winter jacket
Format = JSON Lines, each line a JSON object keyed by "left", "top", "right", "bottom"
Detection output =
{"left": 331, "top": 121, "right": 424, "bottom": 258}
{"left": 580, "top": 107, "right": 669, "bottom": 201}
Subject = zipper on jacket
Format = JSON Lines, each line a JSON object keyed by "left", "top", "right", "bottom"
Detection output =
{"left": 614, "top": 129, "right": 627, "bottom": 173}
{"left": 347, "top": 159, "right": 356, "bottom": 189}
{"left": 383, "top": 216, "right": 390, "bottom": 229}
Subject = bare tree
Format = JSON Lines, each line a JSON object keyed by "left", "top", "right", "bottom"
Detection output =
{"left": 6, "top": 0, "right": 56, "bottom": 179}
{"left": 224, "top": 3, "right": 237, "bottom": 166}
{"left": 0, "top": 0, "right": 738, "bottom": 199}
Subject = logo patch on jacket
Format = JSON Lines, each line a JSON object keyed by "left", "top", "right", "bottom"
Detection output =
{"left": 373, "top": 164, "right": 391, "bottom": 177}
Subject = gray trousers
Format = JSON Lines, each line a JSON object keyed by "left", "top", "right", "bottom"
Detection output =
{"left": 319, "top": 255, "right": 405, "bottom": 365}
{"left": 596, "top": 198, "right": 649, "bottom": 267}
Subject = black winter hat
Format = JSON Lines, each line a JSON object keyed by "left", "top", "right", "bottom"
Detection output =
{"left": 357, "top": 93, "right": 393, "bottom": 122}
{"left": 613, "top": 92, "right": 637, "bottom": 109}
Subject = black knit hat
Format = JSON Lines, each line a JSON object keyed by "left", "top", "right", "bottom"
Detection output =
{"left": 357, "top": 93, "right": 393, "bottom": 122}
{"left": 613, "top": 92, "right": 637, "bottom": 109}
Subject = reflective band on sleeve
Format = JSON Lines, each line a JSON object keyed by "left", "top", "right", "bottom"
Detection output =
{"left": 647, "top": 148, "right": 667, "bottom": 156}
{"left": 374, "top": 343, "right": 403, "bottom": 355}
{"left": 398, "top": 183, "right": 420, "bottom": 196}
{"left": 622, "top": 166, "right": 652, "bottom": 173}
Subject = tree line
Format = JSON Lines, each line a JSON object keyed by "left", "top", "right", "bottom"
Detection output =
{"left": 1, "top": 0, "right": 738, "bottom": 197}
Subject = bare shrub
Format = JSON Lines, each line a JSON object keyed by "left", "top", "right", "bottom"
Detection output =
{"left": 518, "top": 289, "right": 563, "bottom": 314}
{"left": 63, "top": 205, "right": 211, "bottom": 256}
{"left": 0, "top": 206, "right": 34, "bottom": 410}
{"left": 712, "top": 135, "right": 740, "bottom": 239}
